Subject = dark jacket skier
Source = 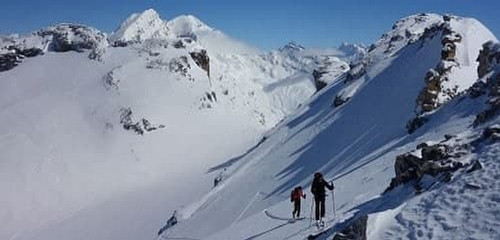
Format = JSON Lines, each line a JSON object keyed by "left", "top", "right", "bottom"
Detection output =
{"left": 311, "top": 172, "right": 334, "bottom": 224}
{"left": 290, "top": 186, "right": 306, "bottom": 219}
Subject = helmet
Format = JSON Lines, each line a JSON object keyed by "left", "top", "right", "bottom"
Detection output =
{"left": 314, "top": 172, "right": 322, "bottom": 178}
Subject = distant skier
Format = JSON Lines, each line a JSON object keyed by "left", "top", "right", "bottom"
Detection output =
{"left": 290, "top": 186, "right": 306, "bottom": 219}
{"left": 311, "top": 172, "right": 334, "bottom": 226}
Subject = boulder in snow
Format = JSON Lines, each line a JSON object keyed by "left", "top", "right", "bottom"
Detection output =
{"left": 332, "top": 215, "right": 368, "bottom": 240}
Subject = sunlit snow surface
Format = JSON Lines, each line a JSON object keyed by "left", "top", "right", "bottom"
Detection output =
{"left": 1, "top": 10, "right": 499, "bottom": 240}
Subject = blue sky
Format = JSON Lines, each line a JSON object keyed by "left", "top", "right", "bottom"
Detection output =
{"left": 0, "top": 0, "right": 498, "bottom": 50}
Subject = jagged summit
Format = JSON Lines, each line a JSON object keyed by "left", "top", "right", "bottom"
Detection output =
{"left": 279, "top": 41, "right": 305, "bottom": 52}
{"left": 109, "top": 8, "right": 169, "bottom": 46}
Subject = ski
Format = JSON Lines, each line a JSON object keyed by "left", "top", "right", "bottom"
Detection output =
{"left": 263, "top": 209, "right": 305, "bottom": 222}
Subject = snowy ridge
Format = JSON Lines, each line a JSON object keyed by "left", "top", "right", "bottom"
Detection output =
{"left": 161, "top": 13, "right": 500, "bottom": 240}
{"left": 1, "top": 10, "right": 499, "bottom": 240}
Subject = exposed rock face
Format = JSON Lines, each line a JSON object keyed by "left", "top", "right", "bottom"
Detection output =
{"left": 466, "top": 160, "right": 483, "bottom": 173}
{"left": 472, "top": 42, "right": 500, "bottom": 125}
{"left": 0, "top": 53, "right": 22, "bottom": 72}
{"left": 406, "top": 116, "right": 427, "bottom": 134}
{"left": 345, "top": 61, "right": 366, "bottom": 83}
{"left": 102, "top": 67, "right": 121, "bottom": 90}
{"left": 416, "top": 22, "right": 462, "bottom": 114}
{"left": 333, "top": 95, "right": 350, "bottom": 107}
{"left": 313, "top": 56, "right": 349, "bottom": 91}
{"left": 333, "top": 215, "right": 368, "bottom": 240}
{"left": 38, "top": 24, "right": 108, "bottom": 53}
{"left": 477, "top": 41, "right": 500, "bottom": 78}
{"left": 408, "top": 18, "right": 472, "bottom": 133}
{"left": 189, "top": 50, "right": 210, "bottom": 77}
{"left": 386, "top": 141, "right": 464, "bottom": 192}
{"left": 0, "top": 47, "right": 43, "bottom": 72}
{"left": 312, "top": 69, "right": 327, "bottom": 91}
{"left": 9, "top": 46, "right": 44, "bottom": 57}
{"left": 119, "top": 107, "right": 165, "bottom": 135}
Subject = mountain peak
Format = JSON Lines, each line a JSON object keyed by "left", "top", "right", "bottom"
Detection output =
{"left": 279, "top": 41, "right": 305, "bottom": 52}
{"left": 109, "top": 8, "right": 169, "bottom": 45}
{"left": 166, "top": 14, "right": 213, "bottom": 39}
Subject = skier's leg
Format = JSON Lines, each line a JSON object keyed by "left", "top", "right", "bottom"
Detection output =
{"left": 314, "top": 197, "right": 320, "bottom": 220}
{"left": 320, "top": 198, "right": 326, "bottom": 218}
{"left": 292, "top": 201, "right": 298, "bottom": 218}
{"left": 297, "top": 200, "right": 301, "bottom": 218}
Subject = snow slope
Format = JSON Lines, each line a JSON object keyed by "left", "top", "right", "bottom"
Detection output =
{"left": 162, "top": 13, "right": 498, "bottom": 240}
{"left": 0, "top": 9, "right": 354, "bottom": 240}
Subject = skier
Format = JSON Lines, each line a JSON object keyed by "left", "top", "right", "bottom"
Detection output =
{"left": 311, "top": 172, "right": 334, "bottom": 227}
{"left": 290, "top": 186, "right": 306, "bottom": 219}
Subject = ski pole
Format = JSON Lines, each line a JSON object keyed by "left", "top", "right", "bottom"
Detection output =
{"left": 331, "top": 183, "right": 336, "bottom": 217}
{"left": 309, "top": 196, "right": 314, "bottom": 226}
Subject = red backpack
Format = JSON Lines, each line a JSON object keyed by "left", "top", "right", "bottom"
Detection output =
{"left": 290, "top": 188, "right": 302, "bottom": 202}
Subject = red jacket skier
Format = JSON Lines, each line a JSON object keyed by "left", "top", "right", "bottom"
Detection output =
{"left": 291, "top": 186, "right": 306, "bottom": 219}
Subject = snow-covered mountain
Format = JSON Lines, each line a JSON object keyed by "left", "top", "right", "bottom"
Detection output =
{"left": 0, "top": 9, "right": 355, "bottom": 240}
{"left": 1, "top": 9, "right": 498, "bottom": 240}
{"left": 156, "top": 13, "right": 499, "bottom": 240}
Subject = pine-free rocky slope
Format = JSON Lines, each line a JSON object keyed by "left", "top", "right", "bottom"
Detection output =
{"left": 0, "top": 9, "right": 354, "bottom": 240}
{"left": 0, "top": 10, "right": 499, "bottom": 240}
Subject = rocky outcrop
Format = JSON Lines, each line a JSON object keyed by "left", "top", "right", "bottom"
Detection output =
{"left": 0, "top": 53, "right": 22, "bottom": 72}
{"left": 386, "top": 141, "right": 465, "bottom": 192}
{"left": 471, "top": 42, "right": 500, "bottom": 125}
{"left": 199, "top": 91, "right": 218, "bottom": 109}
{"left": 102, "top": 67, "right": 121, "bottom": 90}
{"left": 409, "top": 17, "right": 467, "bottom": 133}
{"left": 406, "top": 116, "right": 428, "bottom": 134}
{"left": 189, "top": 50, "right": 210, "bottom": 77}
{"left": 477, "top": 41, "right": 500, "bottom": 78}
{"left": 345, "top": 61, "right": 366, "bottom": 83}
{"left": 416, "top": 19, "right": 462, "bottom": 114}
{"left": 37, "top": 24, "right": 108, "bottom": 60}
{"left": 333, "top": 215, "right": 368, "bottom": 240}
{"left": 312, "top": 69, "right": 327, "bottom": 91}
{"left": 119, "top": 108, "right": 165, "bottom": 135}
{"left": 0, "top": 47, "right": 44, "bottom": 72}
{"left": 333, "top": 95, "right": 350, "bottom": 107}
{"left": 313, "top": 56, "right": 349, "bottom": 91}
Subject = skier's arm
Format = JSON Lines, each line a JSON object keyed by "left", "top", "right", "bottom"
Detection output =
{"left": 326, "top": 181, "right": 334, "bottom": 190}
